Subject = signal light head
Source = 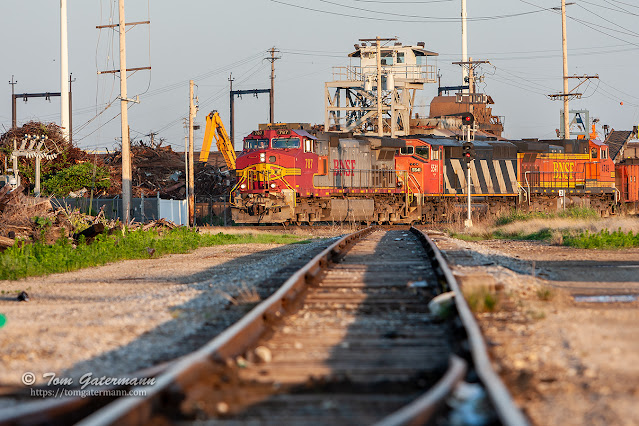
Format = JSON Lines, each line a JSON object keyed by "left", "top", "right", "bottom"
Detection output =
{"left": 461, "top": 112, "right": 475, "bottom": 126}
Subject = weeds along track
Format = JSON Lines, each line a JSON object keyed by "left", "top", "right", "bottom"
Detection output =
{"left": 2, "top": 227, "right": 526, "bottom": 425}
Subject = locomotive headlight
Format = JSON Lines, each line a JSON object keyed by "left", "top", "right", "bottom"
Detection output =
{"left": 260, "top": 153, "right": 266, "bottom": 163}
{"left": 270, "top": 183, "right": 277, "bottom": 189}
{"left": 240, "top": 184, "right": 246, "bottom": 189}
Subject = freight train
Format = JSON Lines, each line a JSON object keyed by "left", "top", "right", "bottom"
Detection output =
{"left": 229, "top": 122, "right": 637, "bottom": 224}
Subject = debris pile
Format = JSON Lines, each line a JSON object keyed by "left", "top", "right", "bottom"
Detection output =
{"left": 0, "top": 184, "right": 181, "bottom": 252}
{"left": 0, "top": 185, "right": 54, "bottom": 247}
{"left": 102, "top": 140, "right": 234, "bottom": 198}
{"left": 1, "top": 122, "right": 235, "bottom": 199}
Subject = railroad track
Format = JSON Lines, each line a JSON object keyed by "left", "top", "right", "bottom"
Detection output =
{"left": 0, "top": 227, "right": 527, "bottom": 425}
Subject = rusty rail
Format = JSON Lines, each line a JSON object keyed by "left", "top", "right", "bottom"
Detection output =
{"left": 411, "top": 227, "right": 529, "bottom": 426}
{"left": 1, "top": 226, "right": 523, "bottom": 425}
{"left": 75, "top": 227, "right": 375, "bottom": 425}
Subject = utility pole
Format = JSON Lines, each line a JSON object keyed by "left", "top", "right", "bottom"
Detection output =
{"left": 229, "top": 74, "right": 234, "bottom": 149}
{"left": 119, "top": 0, "right": 132, "bottom": 224}
{"left": 266, "top": 47, "right": 280, "bottom": 124}
{"left": 146, "top": 131, "right": 159, "bottom": 148}
{"left": 548, "top": 1, "right": 598, "bottom": 139}
{"left": 96, "top": 4, "right": 151, "bottom": 223}
{"left": 188, "top": 80, "right": 196, "bottom": 227}
{"left": 561, "top": 0, "right": 570, "bottom": 139}
{"left": 461, "top": 0, "right": 469, "bottom": 93}
{"left": 69, "top": 74, "right": 76, "bottom": 144}
{"left": 184, "top": 133, "right": 189, "bottom": 225}
{"left": 60, "top": 0, "right": 70, "bottom": 141}
{"left": 9, "top": 76, "right": 17, "bottom": 129}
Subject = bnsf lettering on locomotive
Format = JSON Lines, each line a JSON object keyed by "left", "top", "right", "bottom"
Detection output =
{"left": 333, "top": 159, "right": 356, "bottom": 176}
{"left": 553, "top": 162, "right": 575, "bottom": 179}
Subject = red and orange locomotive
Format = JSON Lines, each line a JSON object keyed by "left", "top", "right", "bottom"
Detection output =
{"left": 230, "top": 123, "right": 618, "bottom": 224}
{"left": 232, "top": 124, "right": 409, "bottom": 223}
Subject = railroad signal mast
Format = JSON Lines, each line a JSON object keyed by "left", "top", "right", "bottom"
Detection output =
{"left": 461, "top": 112, "right": 475, "bottom": 227}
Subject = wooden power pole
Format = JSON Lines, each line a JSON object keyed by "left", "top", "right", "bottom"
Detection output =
{"left": 60, "top": 0, "right": 70, "bottom": 141}
{"left": 548, "top": 1, "right": 598, "bottom": 139}
{"left": 119, "top": 0, "right": 132, "bottom": 224}
{"left": 188, "top": 80, "right": 196, "bottom": 227}
{"left": 266, "top": 47, "right": 280, "bottom": 124}
{"left": 561, "top": 0, "right": 570, "bottom": 139}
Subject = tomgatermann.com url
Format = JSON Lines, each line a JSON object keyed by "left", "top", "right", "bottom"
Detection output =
{"left": 31, "top": 388, "right": 147, "bottom": 398}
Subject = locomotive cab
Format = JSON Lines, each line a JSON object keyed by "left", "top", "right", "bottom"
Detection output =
{"left": 235, "top": 127, "right": 319, "bottom": 194}
{"left": 395, "top": 139, "right": 443, "bottom": 195}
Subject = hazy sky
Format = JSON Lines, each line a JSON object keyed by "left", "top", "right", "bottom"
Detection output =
{"left": 1, "top": 0, "right": 638, "bottom": 153}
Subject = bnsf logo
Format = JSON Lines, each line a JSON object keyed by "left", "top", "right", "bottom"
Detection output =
{"left": 553, "top": 162, "right": 575, "bottom": 180}
{"left": 334, "top": 159, "right": 356, "bottom": 176}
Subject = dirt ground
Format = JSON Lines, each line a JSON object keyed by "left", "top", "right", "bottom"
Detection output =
{"left": 0, "top": 228, "right": 343, "bottom": 398}
{"left": 431, "top": 234, "right": 639, "bottom": 426}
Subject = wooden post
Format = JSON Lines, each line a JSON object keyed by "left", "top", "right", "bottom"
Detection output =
{"left": 188, "top": 80, "right": 195, "bottom": 227}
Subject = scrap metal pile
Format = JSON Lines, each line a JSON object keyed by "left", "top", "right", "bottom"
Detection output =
{"left": 103, "top": 140, "right": 234, "bottom": 199}
{"left": 1, "top": 122, "right": 235, "bottom": 199}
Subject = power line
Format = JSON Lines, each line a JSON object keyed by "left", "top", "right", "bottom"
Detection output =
{"left": 350, "top": 0, "right": 453, "bottom": 3}
{"left": 316, "top": 0, "right": 548, "bottom": 20}
{"left": 519, "top": 0, "right": 639, "bottom": 47}
{"left": 580, "top": 0, "right": 639, "bottom": 16}
{"left": 271, "top": 0, "right": 548, "bottom": 23}
{"left": 606, "top": 0, "right": 639, "bottom": 11}
{"left": 576, "top": 3, "right": 639, "bottom": 38}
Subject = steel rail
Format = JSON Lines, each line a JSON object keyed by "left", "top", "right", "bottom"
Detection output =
{"left": 3, "top": 226, "right": 485, "bottom": 425}
{"left": 373, "top": 355, "right": 467, "bottom": 426}
{"left": 411, "top": 227, "right": 529, "bottom": 426}
{"left": 76, "top": 227, "right": 374, "bottom": 425}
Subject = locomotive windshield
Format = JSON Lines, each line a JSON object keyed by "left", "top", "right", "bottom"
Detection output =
{"left": 244, "top": 139, "right": 269, "bottom": 150}
{"left": 272, "top": 137, "right": 301, "bottom": 149}
{"left": 415, "top": 147, "right": 429, "bottom": 160}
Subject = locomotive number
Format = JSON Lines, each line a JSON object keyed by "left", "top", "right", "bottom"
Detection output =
{"left": 602, "top": 164, "right": 610, "bottom": 172}
{"left": 305, "top": 158, "right": 313, "bottom": 169}
{"left": 431, "top": 164, "right": 437, "bottom": 173}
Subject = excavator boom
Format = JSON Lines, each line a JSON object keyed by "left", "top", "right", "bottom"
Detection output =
{"left": 199, "top": 111, "right": 236, "bottom": 170}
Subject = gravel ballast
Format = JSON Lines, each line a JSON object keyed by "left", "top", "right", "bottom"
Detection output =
{"left": 0, "top": 234, "right": 340, "bottom": 391}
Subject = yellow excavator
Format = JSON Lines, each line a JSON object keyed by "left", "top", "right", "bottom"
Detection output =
{"left": 199, "top": 111, "right": 236, "bottom": 170}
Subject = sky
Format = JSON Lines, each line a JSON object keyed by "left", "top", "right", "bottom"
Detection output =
{"left": 1, "top": 0, "right": 638, "bottom": 154}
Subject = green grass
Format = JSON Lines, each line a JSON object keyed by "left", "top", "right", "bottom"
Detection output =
{"left": 451, "top": 228, "right": 554, "bottom": 242}
{"left": 453, "top": 226, "right": 639, "bottom": 249}
{"left": 0, "top": 228, "right": 305, "bottom": 281}
{"left": 563, "top": 229, "right": 639, "bottom": 249}
{"left": 493, "top": 228, "right": 554, "bottom": 241}
{"left": 448, "top": 233, "right": 491, "bottom": 242}
{"left": 536, "top": 285, "right": 555, "bottom": 301}
{"left": 495, "top": 207, "right": 599, "bottom": 226}
{"left": 464, "top": 287, "right": 500, "bottom": 313}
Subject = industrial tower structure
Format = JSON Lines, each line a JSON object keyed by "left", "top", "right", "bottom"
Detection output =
{"left": 324, "top": 37, "right": 438, "bottom": 138}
